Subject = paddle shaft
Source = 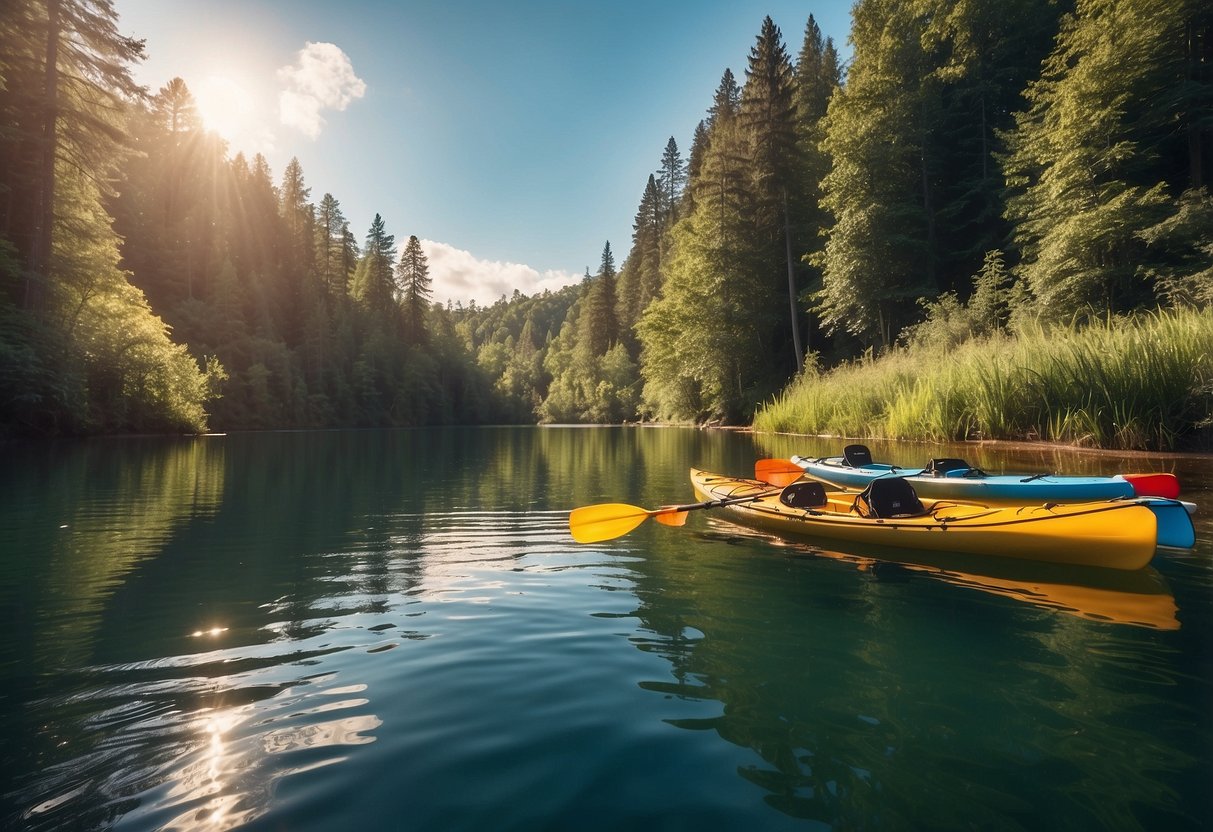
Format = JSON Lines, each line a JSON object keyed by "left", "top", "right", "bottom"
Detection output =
{"left": 662, "top": 490, "right": 779, "bottom": 514}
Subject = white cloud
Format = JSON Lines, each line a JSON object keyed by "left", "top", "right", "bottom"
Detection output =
{"left": 277, "top": 42, "right": 366, "bottom": 138}
{"left": 422, "top": 240, "right": 582, "bottom": 307}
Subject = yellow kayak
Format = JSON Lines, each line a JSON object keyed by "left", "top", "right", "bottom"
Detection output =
{"left": 690, "top": 468, "right": 1157, "bottom": 571}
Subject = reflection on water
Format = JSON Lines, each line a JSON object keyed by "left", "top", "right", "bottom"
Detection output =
{"left": 699, "top": 515, "right": 1181, "bottom": 629}
{"left": 0, "top": 438, "right": 226, "bottom": 672}
{"left": 0, "top": 428, "right": 1209, "bottom": 831}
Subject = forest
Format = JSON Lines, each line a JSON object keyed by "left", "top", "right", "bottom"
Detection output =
{"left": 0, "top": 0, "right": 1210, "bottom": 443}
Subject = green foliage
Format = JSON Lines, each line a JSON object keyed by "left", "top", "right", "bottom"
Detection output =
{"left": 637, "top": 17, "right": 828, "bottom": 425}
{"left": 0, "top": 302, "right": 78, "bottom": 435}
{"left": 814, "top": 0, "right": 936, "bottom": 348}
{"left": 351, "top": 213, "right": 397, "bottom": 315}
{"left": 615, "top": 175, "right": 661, "bottom": 358}
{"left": 538, "top": 244, "right": 640, "bottom": 424}
{"left": 792, "top": 14, "right": 840, "bottom": 291}
{"left": 1001, "top": 0, "right": 1211, "bottom": 323}
{"left": 1, "top": 2, "right": 1207, "bottom": 443}
{"left": 755, "top": 307, "right": 1213, "bottom": 451}
{"left": 580, "top": 242, "right": 618, "bottom": 356}
{"left": 637, "top": 157, "right": 773, "bottom": 422}
{"left": 901, "top": 249, "right": 1013, "bottom": 351}
{"left": 539, "top": 336, "right": 639, "bottom": 425}
{"left": 0, "top": 3, "right": 219, "bottom": 436}
{"left": 816, "top": 0, "right": 1065, "bottom": 347}
{"left": 396, "top": 235, "right": 432, "bottom": 344}
{"left": 1137, "top": 187, "right": 1213, "bottom": 307}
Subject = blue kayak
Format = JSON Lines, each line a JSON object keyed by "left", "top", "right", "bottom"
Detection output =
{"left": 791, "top": 446, "right": 1194, "bottom": 549}
{"left": 792, "top": 445, "right": 1140, "bottom": 501}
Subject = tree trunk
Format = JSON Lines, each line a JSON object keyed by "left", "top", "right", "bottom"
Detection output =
{"left": 920, "top": 146, "right": 937, "bottom": 292}
{"left": 783, "top": 187, "right": 804, "bottom": 371}
{"left": 919, "top": 94, "right": 937, "bottom": 292}
{"left": 26, "top": 0, "right": 60, "bottom": 315}
{"left": 1188, "top": 18, "right": 1209, "bottom": 189}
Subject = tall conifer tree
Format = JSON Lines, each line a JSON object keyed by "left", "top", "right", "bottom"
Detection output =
{"left": 396, "top": 235, "right": 432, "bottom": 343}
{"left": 616, "top": 172, "right": 663, "bottom": 358}
{"left": 657, "top": 137, "right": 686, "bottom": 225}
{"left": 316, "top": 193, "right": 349, "bottom": 298}
{"left": 352, "top": 214, "right": 396, "bottom": 314}
{"left": 741, "top": 16, "right": 803, "bottom": 370}
{"left": 581, "top": 241, "right": 617, "bottom": 356}
{"left": 792, "top": 14, "right": 842, "bottom": 355}
{"left": 814, "top": 0, "right": 937, "bottom": 348}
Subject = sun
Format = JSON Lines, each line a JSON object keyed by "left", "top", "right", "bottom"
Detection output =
{"left": 194, "top": 74, "right": 255, "bottom": 144}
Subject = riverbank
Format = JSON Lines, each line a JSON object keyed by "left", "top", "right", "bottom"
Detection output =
{"left": 752, "top": 307, "right": 1213, "bottom": 452}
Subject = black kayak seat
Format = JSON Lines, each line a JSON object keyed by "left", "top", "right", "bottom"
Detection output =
{"left": 853, "top": 477, "right": 926, "bottom": 518}
{"left": 780, "top": 481, "right": 828, "bottom": 509}
{"left": 925, "top": 457, "right": 970, "bottom": 477}
{"left": 842, "top": 444, "right": 873, "bottom": 468}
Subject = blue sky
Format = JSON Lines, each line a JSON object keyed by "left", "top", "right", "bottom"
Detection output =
{"left": 115, "top": 0, "right": 854, "bottom": 305}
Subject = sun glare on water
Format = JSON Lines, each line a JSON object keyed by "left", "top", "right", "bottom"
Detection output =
{"left": 194, "top": 75, "right": 255, "bottom": 144}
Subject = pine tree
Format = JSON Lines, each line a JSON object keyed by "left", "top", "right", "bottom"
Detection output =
{"left": 639, "top": 108, "right": 769, "bottom": 422}
{"left": 396, "top": 235, "right": 432, "bottom": 343}
{"left": 814, "top": 0, "right": 937, "bottom": 348}
{"left": 657, "top": 137, "right": 686, "bottom": 225}
{"left": 580, "top": 241, "right": 617, "bottom": 356}
{"left": 0, "top": 0, "right": 145, "bottom": 314}
{"left": 741, "top": 16, "right": 803, "bottom": 370}
{"left": 315, "top": 193, "right": 349, "bottom": 298}
{"left": 792, "top": 13, "right": 842, "bottom": 356}
{"left": 280, "top": 157, "right": 312, "bottom": 251}
{"left": 277, "top": 156, "right": 317, "bottom": 347}
{"left": 615, "top": 174, "right": 662, "bottom": 358}
{"left": 707, "top": 68, "right": 741, "bottom": 131}
{"left": 968, "top": 248, "right": 1011, "bottom": 333}
{"left": 793, "top": 15, "right": 838, "bottom": 127}
{"left": 351, "top": 214, "right": 396, "bottom": 315}
{"left": 152, "top": 77, "right": 201, "bottom": 135}
{"left": 682, "top": 121, "right": 710, "bottom": 217}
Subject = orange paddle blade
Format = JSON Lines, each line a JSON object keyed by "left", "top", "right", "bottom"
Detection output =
{"left": 754, "top": 458, "right": 804, "bottom": 488}
{"left": 653, "top": 508, "right": 689, "bottom": 526}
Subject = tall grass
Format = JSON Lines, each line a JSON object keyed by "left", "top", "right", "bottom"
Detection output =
{"left": 753, "top": 307, "right": 1213, "bottom": 450}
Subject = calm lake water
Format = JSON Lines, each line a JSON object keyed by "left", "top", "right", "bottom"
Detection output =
{"left": 1, "top": 427, "right": 1210, "bottom": 831}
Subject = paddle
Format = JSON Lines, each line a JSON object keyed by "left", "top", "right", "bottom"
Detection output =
{"left": 753, "top": 458, "right": 806, "bottom": 488}
{"left": 569, "top": 490, "right": 779, "bottom": 544}
{"left": 571, "top": 459, "right": 818, "bottom": 544}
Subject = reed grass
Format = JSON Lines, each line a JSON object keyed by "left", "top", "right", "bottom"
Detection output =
{"left": 753, "top": 307, "right": 1213, "bottom": 450}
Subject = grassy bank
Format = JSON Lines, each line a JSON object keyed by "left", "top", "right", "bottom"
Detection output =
{"left": 753, "top": 308, "right": 1213, "bottom": 451}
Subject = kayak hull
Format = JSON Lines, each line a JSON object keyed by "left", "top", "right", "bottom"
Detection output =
{"left": 1132, "top": 497, "right": 1197, "bottom": 549}
{"left": 692, "top": 469, "right": 1158, "bottom": 571}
